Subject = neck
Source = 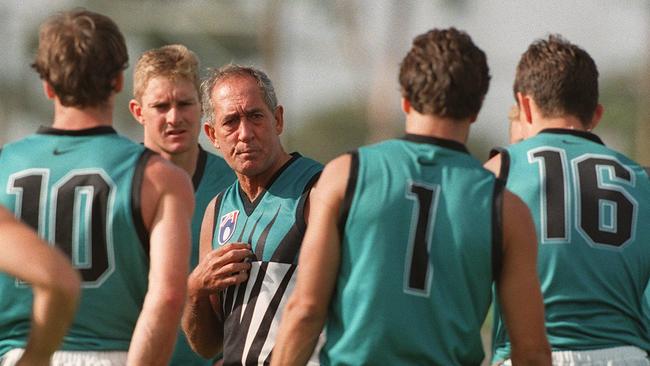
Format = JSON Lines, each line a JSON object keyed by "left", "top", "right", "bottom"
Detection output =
{"left": 159, "top": 145, "right": 200, "bottom": 177}
{"left": 51, "top": 97, "right": 114, "bottom": 130}
{"left": 531, "top": 115, "right": 589, "bottom": 136}
{"left": 237, "top": 151, "right": 292, "bottom": 202}
{"left": 404, "top": 113, "right": 471, "bottom": 144}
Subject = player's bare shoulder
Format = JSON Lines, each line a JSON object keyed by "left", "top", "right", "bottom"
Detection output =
{"left": 140, "top": 154, "right": 195, "bottom": 229}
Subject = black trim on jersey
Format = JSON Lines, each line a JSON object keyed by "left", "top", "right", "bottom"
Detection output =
{"left": 253, "top": 207, "right": 280, "bottom": 260}
{"left": 493, "top": 148, "right": 510, "bottom": 182}
{"left": 297, "top": 171, "right": 322, "bottom": 234}
{"left": 192, "top": 145, "right": 208, "bottom": 191}
{"left": 238, "top": 152, "right": 302, "bottom": 216}
{"left": 491, "top": 179, "right": 505, "bottom": 282}
{"left": 338, "top": 151, "right": 359, "bottom": 237}
{"left": 538, "top": 128, "right": 605, "bottom": 145}
{"left": 644, "top": 167, "right": 650, "bottom": 177}
{"left": 132, "top": 149, "right": 156, "bottom": 257}
{"left": 488, "top": 147, "right": 502, "bottom": 159}
{"left": 402, "top": 134, "right": 469, "bottom": 154}
{"left": 37, "top": 125, "right": 117, "bottom": 136}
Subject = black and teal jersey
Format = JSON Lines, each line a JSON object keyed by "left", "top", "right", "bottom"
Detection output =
{"left": 492, "top": 129, "right": 650, "bottom": 361}
{"left": 170, "top": 146, "right": 235, "bottom": 366}
{"left": 323, "top": 135, "right": 503, "bottom": 365}
{"left": 210, "top": 153, "right": 322, "bottom": 365}
{"left": 0, "top": 126, "right": 153, "bottom": 355}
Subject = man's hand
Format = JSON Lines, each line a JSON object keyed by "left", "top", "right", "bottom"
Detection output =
{"left": 189, "top": 243, "right": 253, "bottom": 295}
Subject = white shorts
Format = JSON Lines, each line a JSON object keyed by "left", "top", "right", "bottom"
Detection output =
{"left": 502, "top": 346, "right": 649, "bottom": 366}
{"left": 1, "top": 349, "right": 127, "bottom": 366}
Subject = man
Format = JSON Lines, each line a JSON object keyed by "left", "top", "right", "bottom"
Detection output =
{"left": 182, "top": 65, "right": 323, "bottom": 365}
{"left": 0, "top": 9, "right": 194, "bottom": 365}
{"left": 129, "top": 44, "right": 235, "bottom": 366}
{"left": 485, "top": 35, "right": 650, "bottom": 365}
{"left": 271, "top": 27, "right": 551, "bottom": 365}
{"left": 0, "top": 207, "right": 80, "bottom": 365}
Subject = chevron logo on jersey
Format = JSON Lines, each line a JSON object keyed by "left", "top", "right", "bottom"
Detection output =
{"left": 218, "top": 210, "right": 239, "bottom": 245}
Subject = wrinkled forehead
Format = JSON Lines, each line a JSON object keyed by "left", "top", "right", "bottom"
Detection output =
{"left": 212, "top": 76, "right": 269, "bottom": 113}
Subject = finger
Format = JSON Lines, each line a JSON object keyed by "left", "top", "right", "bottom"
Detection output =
{"left": 213, "top": 248, "right": 254, "bottom": 265}
{"left": 215, "top": 261, "right": 251, "bottom": 277}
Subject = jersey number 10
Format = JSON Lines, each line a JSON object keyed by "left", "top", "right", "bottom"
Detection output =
{"left": 8, "top": 168, "right": 115, "bottom": 286}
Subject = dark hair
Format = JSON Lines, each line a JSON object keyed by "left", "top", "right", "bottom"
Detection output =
{"left": 31, "top": 8, "right": 128, "bottom": 108}
{"left": 514, "top": 34, "right": 599, "bottom": 125}
{"left": 201, "top": 64, "right": 277, "bottom": 125}
{"left": 399, "top": 27, "right": 490, "bottom": 120}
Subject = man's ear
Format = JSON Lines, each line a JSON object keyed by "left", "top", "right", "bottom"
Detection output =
{"left": 588, "top": 104, "right": 604, "bottom": 131}
{"left": 204, "top": 122, "right": 220, "bottom": 150}
{"left": 43, "top": 81, "right": 56, "bottom": 100}
{"left": 129, "top": 99, "right": 144, "bottom": 125}
{"left": 516, "top": 92, "right": 533, "bottom": 124}
{"left": 274, "top": 105, "right": 284, "bottom": 135}
{"left": 401, "top": 97, "right": 411, "bottom": 114}
{"left": 113, "top": 72, "right": 124, "bottom": 93}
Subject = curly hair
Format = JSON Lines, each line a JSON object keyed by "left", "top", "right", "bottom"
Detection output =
{"left": 133, "top": 44, "right": 200, "bottom": 102}
{"left": 399, "top": 27, "right": 490, "bottom": 120}
{"left": 31, "top": 8, "right": 128, "bottom": 108}
{"left": 514, "top": 34, "right": 599, "bottom": 125}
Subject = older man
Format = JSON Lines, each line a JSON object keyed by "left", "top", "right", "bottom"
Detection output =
{"left": 182, "top": 65, "right": 323, "bottom": 365}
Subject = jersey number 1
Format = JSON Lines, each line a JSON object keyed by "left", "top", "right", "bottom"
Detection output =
{"left": 404, "top": 181, "right": 440, "bottom": 297}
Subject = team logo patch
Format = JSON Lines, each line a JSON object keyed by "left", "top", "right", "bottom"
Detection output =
{"left": 218, "top": 210, "right": 239, "bottom": 245}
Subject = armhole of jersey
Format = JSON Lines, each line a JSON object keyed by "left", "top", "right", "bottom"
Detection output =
{"left": 192, "top": 145, "right": 208, "bottom": 191}
{"left": 491, "top": 178, "right": 505, "bottom": 282}
{"left": 210, "top": 192, "right": 225, "bottom": 247}
{"left": 494, "top": 148, "right": 511, "bottom": 182}
{"left": 337, "top": 150, "right": 359, "bottom": 238}
{"left": 132, "top": 148, "right": 155, "bottom": 257}
{"left": 488, "top": 147, "right": 502, "bottom": 159}
{"left": 295, "top": 170, "right": 322, "bottom": 235}
{"left": 644, "top": 167, "right": 650, "bottom": 178}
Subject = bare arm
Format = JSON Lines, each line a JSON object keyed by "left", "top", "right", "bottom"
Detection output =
{"left": 182, "top": 197, "right": 252, "bottom": 358}
{"left": 0, "top": 207, "right": 80, "bottom": 366}
{"left": 271, "top": 154, "right": 349, "bottom": 366}
{"left": 497, "top": 190, "right": 551, "bottom": 365}
{"left": 484, "top": 153, "right": 502, "bottom": 176}
{"left": 127, "top": 156, "right": 194, "bottom": 365}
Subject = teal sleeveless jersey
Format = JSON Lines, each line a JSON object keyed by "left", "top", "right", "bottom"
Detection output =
{"left": 170, "top": 146, "right": 235, "bottom": 366}
{"left": 492, "top": 129, "right": 650, "bottom": 361}
{"left": 323, "top": 135, "right": 502, "bottom": 365}
{"left": 211, "top": 153, "right": 322, "bottom": 365}
{"left": 0, "top": 126, "right": 152, "bottom": 355}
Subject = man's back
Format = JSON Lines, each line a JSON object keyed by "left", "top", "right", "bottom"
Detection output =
{"left": 0, "top": 126, "right": 152, "bottom": 353}
{"left": 325, "top": 135, "right": 501, "bottom": 365}
{"left": 493, "top": 129, "right": 650, "bottom": 357}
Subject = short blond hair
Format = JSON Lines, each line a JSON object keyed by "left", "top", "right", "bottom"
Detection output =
{"left": 132, "top": 44, "right": 199, "bottom": 101}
